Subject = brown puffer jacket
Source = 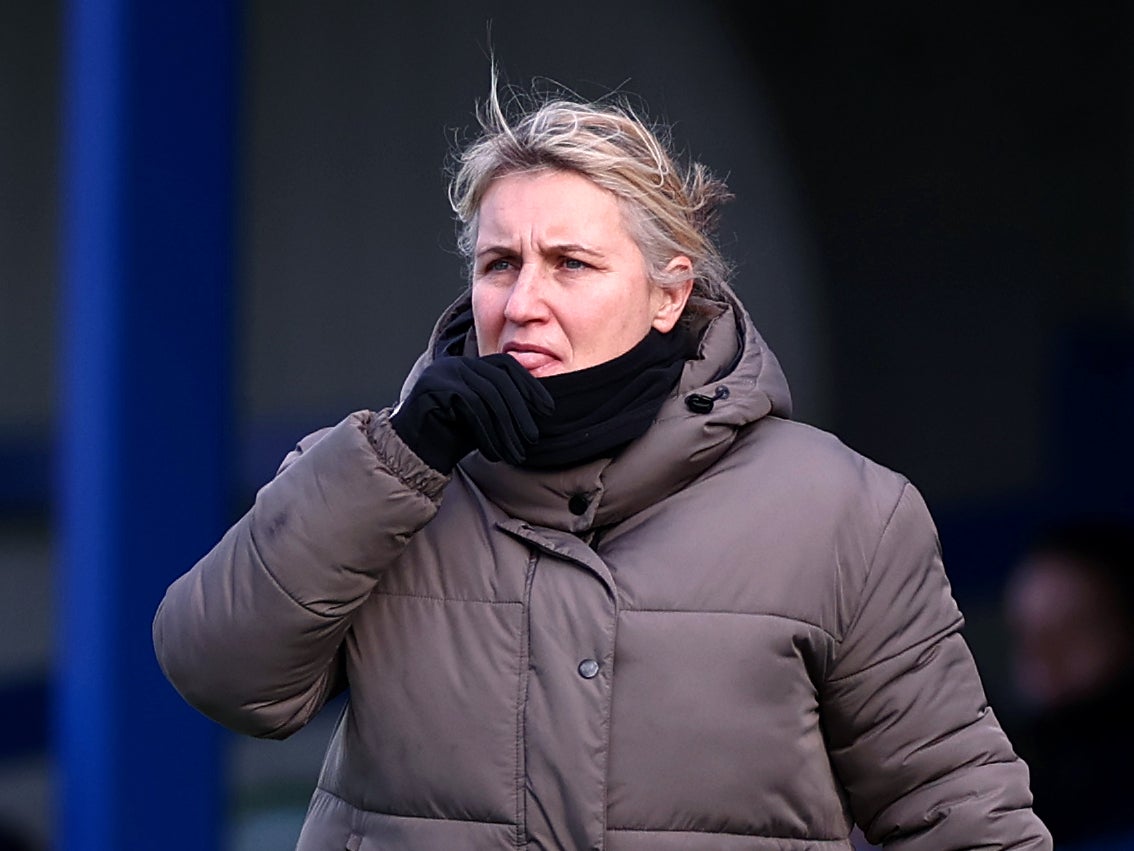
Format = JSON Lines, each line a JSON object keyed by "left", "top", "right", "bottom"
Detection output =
{"left": 154, "top": 292, "right": 1051, "bottom": 850}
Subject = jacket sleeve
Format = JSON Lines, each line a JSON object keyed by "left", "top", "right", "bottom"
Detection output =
{"left": 823, "top": 482, "right": 1051, "bottom": 849}
{"left": 152, "top": 409, "right": 448, "bottom": 739}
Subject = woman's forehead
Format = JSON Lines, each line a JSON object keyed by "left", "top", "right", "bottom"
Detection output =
{"left": 475, "top": 170, "right": 632, "bottom": 248}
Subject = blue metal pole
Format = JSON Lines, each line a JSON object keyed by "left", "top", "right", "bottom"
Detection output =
{"left": 57, "top": 1, "right": 239, "bottom": 849}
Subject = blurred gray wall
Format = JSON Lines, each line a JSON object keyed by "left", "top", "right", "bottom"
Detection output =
{"left": 0, "top": 4, "right": 59, "bottom": 438}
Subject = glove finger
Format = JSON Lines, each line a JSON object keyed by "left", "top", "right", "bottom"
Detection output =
{"left": 412, "top": 357, "right": 524, "bottom": 463}
{"left": 480, "top": 353, "right": 555, "bottom": 417}
{"left": 448, "top": 393, "right": 518, "bottom": 463}
{"left": 451, "top": 367, "right": 531, "bottom": 464}
{"left": 461, "top": 358, "right": 544, "bottom": 444}
{"left": 447, "top": 396, "right": 504, "bottom": 463}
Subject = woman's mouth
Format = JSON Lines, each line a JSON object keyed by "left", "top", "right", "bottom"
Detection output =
{"left": 502, "top": 343, "right": 560, "bottom": 376}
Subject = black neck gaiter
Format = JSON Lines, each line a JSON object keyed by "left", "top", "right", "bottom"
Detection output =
{"left": 522, "top": 328, "right": 694, "bottom": 469}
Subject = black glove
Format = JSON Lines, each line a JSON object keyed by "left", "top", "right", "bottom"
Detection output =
{"left": 390, "top": 354, "right": 554, "bottom": 474}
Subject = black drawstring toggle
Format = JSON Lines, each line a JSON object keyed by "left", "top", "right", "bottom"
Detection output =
{"left": 684, "top": 385, "right": 730, "bottom": 414}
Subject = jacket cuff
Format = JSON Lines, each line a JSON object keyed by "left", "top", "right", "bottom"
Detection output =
{"left": 363, "top": 408, "right": 449, "bottom": 503}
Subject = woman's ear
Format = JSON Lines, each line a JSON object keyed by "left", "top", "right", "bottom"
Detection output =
{"left": 651, "top": 256, "right": 695, "bottom": 333}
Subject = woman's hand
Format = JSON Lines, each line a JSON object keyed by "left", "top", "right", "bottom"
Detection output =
{"left": 391, "top": 354, "right": 554, "bottom": 473}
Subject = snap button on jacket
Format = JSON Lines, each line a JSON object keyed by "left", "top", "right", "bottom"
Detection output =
{"left": 154, "top": 293, "right": 1051, "bottom": 850}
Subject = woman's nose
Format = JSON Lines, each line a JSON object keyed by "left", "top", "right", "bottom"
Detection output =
{"left": 502, "top": 264, "right": 550, "bottom": 324}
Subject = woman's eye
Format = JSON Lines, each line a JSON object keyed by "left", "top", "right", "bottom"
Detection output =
{"left": 562, "top": 257, "right": 589, "bottom": 271}
{"left": 485, "top": 258, "right": 513, "bottom": 273}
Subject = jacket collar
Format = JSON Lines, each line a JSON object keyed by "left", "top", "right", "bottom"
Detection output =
{"left": 401, "top": 289, "right": 791, "bottom": 533}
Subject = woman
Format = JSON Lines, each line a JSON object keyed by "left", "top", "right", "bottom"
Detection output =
{"left": 154, "top": 84, "right": 1051, "bottom": 849}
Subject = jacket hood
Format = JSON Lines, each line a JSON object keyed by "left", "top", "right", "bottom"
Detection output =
{"left": 400, "top": 287, "right": 792, "bottom": 532}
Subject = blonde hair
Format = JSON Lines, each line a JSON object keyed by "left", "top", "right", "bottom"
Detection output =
{"left": 448, "top": 74, "right": 734, "bottom": 301}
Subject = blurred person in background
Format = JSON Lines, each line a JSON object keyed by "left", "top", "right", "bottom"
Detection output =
{"left": 1006, "top": 518, "right": 1134, "bottom": 848}
{"left": 154, "top": 77, "right": 1049, "bottom": 849}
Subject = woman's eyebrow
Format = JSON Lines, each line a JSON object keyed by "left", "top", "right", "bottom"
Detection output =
{"left": 546, "top": 243, "right": 604, "bottom": 258}
{"left": 474, "top": 243, "right": 517, "bottom": 258}
{"left": 475, "top": 242, "right": 605, "bottom": 258}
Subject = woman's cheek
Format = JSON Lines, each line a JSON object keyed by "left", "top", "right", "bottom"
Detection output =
{"left": 471, "top": 286, "right": 503, "bottom": 355}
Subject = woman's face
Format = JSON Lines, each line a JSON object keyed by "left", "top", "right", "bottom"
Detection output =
{"left": 471, "top": 169, "right": 691, "bottom": 377}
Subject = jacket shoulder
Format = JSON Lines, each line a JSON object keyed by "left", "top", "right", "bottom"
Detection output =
{"left": 726, "top": 415, "right": 912, "bottom": 535}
